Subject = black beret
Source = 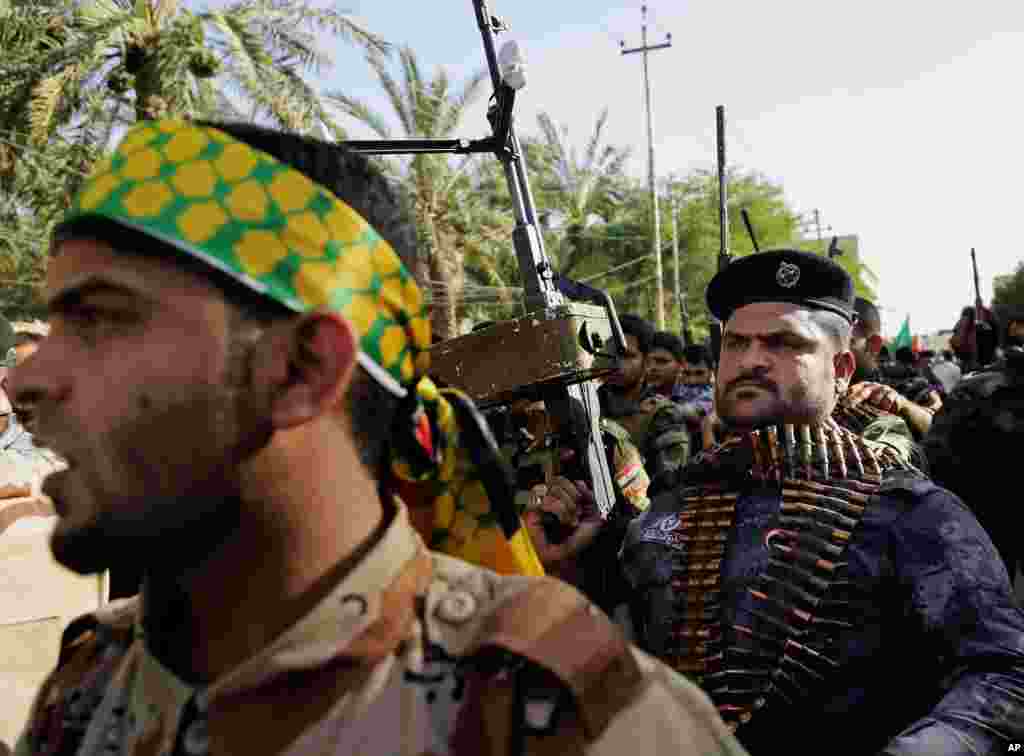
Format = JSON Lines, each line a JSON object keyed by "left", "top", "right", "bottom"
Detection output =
{"left": 706, "top": 249, "right": 856, "bottom": 323}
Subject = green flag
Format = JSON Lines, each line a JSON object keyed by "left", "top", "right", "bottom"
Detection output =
{"left": 892, "top": 316, "right": 912, "bottom": 350}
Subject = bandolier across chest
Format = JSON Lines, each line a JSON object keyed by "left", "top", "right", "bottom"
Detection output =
{"left": 657, "top": 417, "right": 915, "bottom": 732}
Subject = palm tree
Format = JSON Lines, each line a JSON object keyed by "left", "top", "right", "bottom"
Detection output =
{"left": 327, "top": 47, "right": 490, "bottom": 339}
{"left": 0, "top": 0, "right": 387, "bottom": 318}
{"left": 1, "top": 0, "right": 386, "bottom": 151}
{"left": 531, "top": 108, "right": 632, "bottom": 277}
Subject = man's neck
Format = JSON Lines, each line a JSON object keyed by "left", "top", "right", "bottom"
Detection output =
{"left": 141, "top": 446, "right": 387, "bottom": 685}
{"left": 611, "top": 381, "right": 646, "bottom": 404}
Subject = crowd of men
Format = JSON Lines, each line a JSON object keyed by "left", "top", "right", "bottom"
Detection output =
{"left": 0, "top": 119, "right": 1022, "bottom": 755}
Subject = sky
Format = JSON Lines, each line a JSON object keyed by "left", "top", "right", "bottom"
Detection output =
{"left": 297, "top": 0, "right": 1024, "bottom": 337}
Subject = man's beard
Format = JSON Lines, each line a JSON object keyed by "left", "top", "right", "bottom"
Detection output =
{"left": 716, "top": 371, "right": 833, "bottom": 431}
{"left": 41, "top": 339, "right": 275, "bottom": 579}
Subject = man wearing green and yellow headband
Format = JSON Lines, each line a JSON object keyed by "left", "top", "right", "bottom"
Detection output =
{"left": 9, "top": 121, "right": 748, "bottom": 756}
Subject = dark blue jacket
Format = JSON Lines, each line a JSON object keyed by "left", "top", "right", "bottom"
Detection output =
{"left": 622, "top": 476, "right": 1024, "bottom": 755}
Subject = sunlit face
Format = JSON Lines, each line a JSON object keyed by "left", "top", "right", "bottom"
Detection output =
{"left": 605, "top": 334, "right": 646, "bottom": 390}
{"left": 9, "top": 238, "right": 275, "bottom": 577}
{"left": 715, "top": 302, "right": 853, "bottom": 431}
{"left": 646, "top": 348, "right": 680, "bottom": 391}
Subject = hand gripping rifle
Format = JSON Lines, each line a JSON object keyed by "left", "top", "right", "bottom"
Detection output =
{"left": 344, "top": 0, "right": 624, "bottom": 518}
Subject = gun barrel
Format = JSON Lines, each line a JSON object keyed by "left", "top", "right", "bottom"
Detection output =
{"left": 741, "top": 208, "right": 759, "bottom": 253}
{"left": 716, "top": 105, "right": 730, "bottom": 268}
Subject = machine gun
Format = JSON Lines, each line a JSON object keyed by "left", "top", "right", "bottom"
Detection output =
{"left": 344, "top": 0, "right": 624, "bottom": 518}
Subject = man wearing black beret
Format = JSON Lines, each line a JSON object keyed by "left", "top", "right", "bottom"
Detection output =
{"left": 622, "top": 249, "right": 1024, "bottom": 755}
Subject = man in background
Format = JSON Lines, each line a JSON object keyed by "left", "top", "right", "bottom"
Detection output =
{"left": 646, "top": 331, "right": 685, "bottom": 400}
{"left": 0, "top": 314, "right": 104, "bottom": 751}
{"left": 599, "top": 314, "right": 691, "bottom": 494}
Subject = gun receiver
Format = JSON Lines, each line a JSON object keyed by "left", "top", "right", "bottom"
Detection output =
{"left": 344, "top": 0, "right": 621, "bottom": 518}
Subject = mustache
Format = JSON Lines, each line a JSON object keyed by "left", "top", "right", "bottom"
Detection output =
{"left": 726, "top": 375, "right": 778, "bottom": 393}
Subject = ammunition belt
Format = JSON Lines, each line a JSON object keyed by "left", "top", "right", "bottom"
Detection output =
{"left": 661, "top": 421, "right": 912, "bottom": 731}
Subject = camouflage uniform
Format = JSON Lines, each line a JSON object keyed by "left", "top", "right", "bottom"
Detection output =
{"left": 831, "top": 394, "right": 926, "bottom": 470}
{"left": 15, "top": 502, "right": 748, "bottom": 756}
{"left": 598, "top": 386, "right": 691, "bottom": 496}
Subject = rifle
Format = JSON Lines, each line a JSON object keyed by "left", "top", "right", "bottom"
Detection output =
{"left": 741, "top": 208, "right": 759, "bottom": 252}
{"left": 710, "top": 105, "right": 731, "bottom": 365}
{"left": 344, "top": 0, "right": 622, "bottom": 519}
{"left": 971, "top": 247, "right": 986, "bottom": 368}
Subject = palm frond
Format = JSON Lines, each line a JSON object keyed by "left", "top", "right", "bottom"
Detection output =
{"left": 28, "top": 66, "right": 76, "bottom": 143}
{"left": 438, "top": 68, "right": 487, "bottom": 137}
{"left": 365, "top": 48, "right": 413, "bottom": 136}
{"left": 583, "top": 107, "right": 609, "bottom": 174}
{"left": 399, "top": 47, "right": 426, "bottom": 136}
{"left": 324, "top": 92, "right": 391, "bottom": 140}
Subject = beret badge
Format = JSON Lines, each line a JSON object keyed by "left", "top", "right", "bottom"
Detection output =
{"left": 776, "top": 261, "right": 801, "bottom": 289}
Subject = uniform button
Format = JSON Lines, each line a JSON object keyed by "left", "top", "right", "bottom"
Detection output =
{"left": 435, "top": 591, "right": 477, "bottom": 624}
{"left": 340, "top": 594, "right": 368, "bottom": 616}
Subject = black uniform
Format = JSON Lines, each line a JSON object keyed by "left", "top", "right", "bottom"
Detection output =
{"left": 924, "top": 346, "right": 1024, "bottom": 578}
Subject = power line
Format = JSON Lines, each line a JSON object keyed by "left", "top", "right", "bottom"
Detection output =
{"left": 607, "top": 274, "right": 658, "bottom": 294}
{"left": 620, "top": 3, "right": 672, "bottom": 329}
{"left": 579, "top": 254, "right": 653, "bottom": 283}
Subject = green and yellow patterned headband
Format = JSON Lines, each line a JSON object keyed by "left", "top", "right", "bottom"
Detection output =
{"left": 60, "top": 119, "right": 545, "bottom": 578}
{"left": 61, "top": 119, "right": 430, "bottom": 397}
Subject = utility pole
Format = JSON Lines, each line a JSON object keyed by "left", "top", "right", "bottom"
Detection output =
{"left": 621, "top": 4, "right": 671, "bottom": 329}
{"left": 813, "top": 208, "right": 823, "bottom": 242}
{"left": 669, "top": 188, "right": 690, "bottom": 341}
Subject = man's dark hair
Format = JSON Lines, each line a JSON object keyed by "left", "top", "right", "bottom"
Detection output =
{"left": 683, "top": 343, "right": 711, "bottom": 368}
{"left": 57, "top": 122, "right": 419, "bottom": 478}
{"left": 853, "top": 297, "right": 881, "bottom": 338}
{"left": 650, "top": 331, "right": 684, "bottom": 362}
{"left": 895, "top": 346, "right": 915, "bottom": 365}
{"left": 201, "top": 122, "right": 419, "bottom": 478}
{"left": 618, "top": 313, "right": 655, "bottom": 354}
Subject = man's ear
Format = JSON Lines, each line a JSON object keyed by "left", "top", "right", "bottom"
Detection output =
{"left": 264, "top": 311, "right": 358, "bottom": 430}
{"left": 867, "top": 333, "right": 884, "bottom": 356}
{"left": 834, "top": 349, "right": 856, "bottom": 384}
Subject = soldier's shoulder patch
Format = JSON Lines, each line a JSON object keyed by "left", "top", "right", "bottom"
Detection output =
{"left": 425, "top": 564, "right": 647, "bottom": 740}
{"left": 463, "top": 575, "right": 646, "bottom": 739}
{"left": 623, "top": 503, "right": 688, "bottom": 552}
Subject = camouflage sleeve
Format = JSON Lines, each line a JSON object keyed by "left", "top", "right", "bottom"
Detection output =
{"left": 861, "top": 414, "right": 928, "bottom": 471}
{"left": 586, "top": 647, "right": 751, "bottom": 756}
{"left": 604, "top": 421, "right": 650, "bottom": 515}
{"left": 642, "top": 402, "right": 691, "bottom": 497}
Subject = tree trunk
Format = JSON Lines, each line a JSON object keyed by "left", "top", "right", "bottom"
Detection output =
{"left": 429, "top": 238, "right": 464, "bottom": 342}
{"left": 133, "top": 52, "right": 168, "bottom": 121}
